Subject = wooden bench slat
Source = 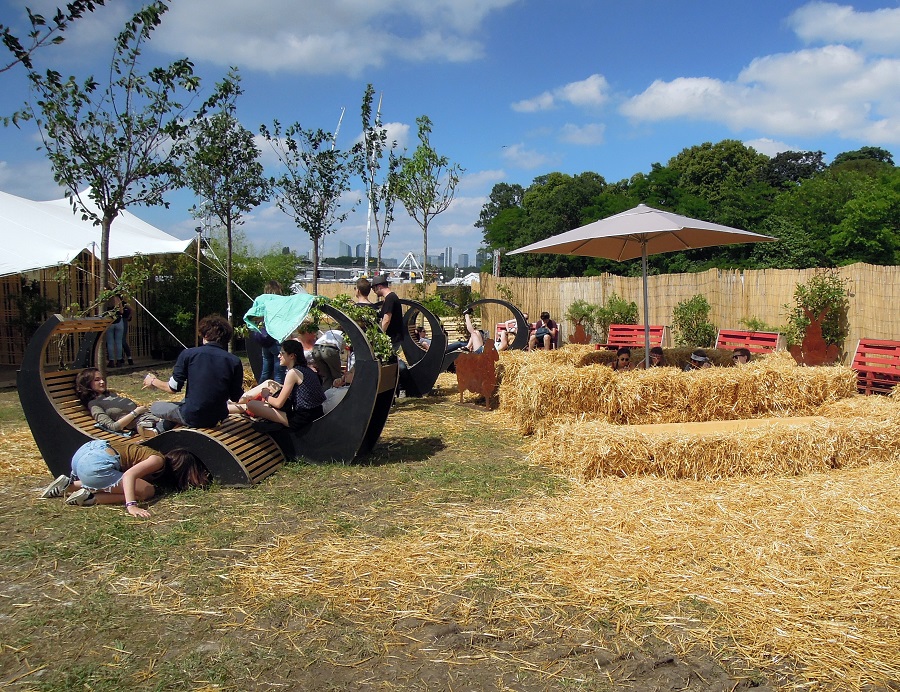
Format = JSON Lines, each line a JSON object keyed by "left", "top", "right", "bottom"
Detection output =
{"left": 715, "top": 329, "right": 785, "bottom": 354}
{"left": 852, "top": 338, "right": 900, "bottom": 395}
{"left": 598, "top": 324, "right": 668, "bottom": 349}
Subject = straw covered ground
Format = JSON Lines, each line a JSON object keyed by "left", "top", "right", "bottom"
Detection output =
{"left": 2, "top": 370, "right": 899, "bottom": 690}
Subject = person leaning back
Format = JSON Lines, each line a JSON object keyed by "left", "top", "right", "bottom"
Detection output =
{"left": 143, "top": 314, "right": 244, "bottom": 430}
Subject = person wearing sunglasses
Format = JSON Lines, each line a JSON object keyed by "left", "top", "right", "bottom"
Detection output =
{"left": 610, "top": 346, "right": 634, "bottom": 371}
{"left": 732, "top": 347, "right": 751, "bottom": 365}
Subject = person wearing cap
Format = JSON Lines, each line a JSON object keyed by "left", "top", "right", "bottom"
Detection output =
{"left": 371, "top": 274, "right": 409, "bottom": 391}
{"left": 371, "top": 275, "right": 404, "bottom": 347}
{"left": 683, "top": 348, "right": 713, "bottom": 371}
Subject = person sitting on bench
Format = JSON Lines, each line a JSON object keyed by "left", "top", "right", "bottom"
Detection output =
{"left": 76, "top": 367, "right": 161, "bottom": 437}
{"left": 683, "top": 349, "right": 713, "bottom": 371}
{"left": 244, "top": 340, "right": 325, "bottom": 430}
{"left": 528, "top": 312, "right": 557, "bottom": 351}
{"left": 637, "top": 346, "right": 667, "bottom": 369}
{"left": 39, "top": 440, "right": 209, "bottom": 518}
{"left": 143, "top": 314, "right": 244, "bottom": 431}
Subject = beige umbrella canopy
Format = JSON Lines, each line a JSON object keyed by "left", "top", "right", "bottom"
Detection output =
{"left": 508, "top": 204, "right": 777, "bottom": 365}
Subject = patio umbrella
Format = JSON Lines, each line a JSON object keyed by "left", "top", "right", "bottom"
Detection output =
{"left": 507, "top": 204, "right": 777, "bottom": 366}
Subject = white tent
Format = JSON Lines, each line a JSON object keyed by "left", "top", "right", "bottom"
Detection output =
{"left": 0, "top": 189, "right": 192, "bottom": 277}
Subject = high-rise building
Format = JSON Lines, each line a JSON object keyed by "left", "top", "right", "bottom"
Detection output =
{"left": 355, "top": 243, "right": 365, "bottom": 258}
{"left": 444, "top": 246, "right": 452, "bottom": 267}
{"left": 457, "top": 253, "right": 469, "bottom": 268}
{"left": 476, "top": 249, "right": 491, "bottom": 268}
{"left": 338, "top": 241, "right": 352, "bottom": 258}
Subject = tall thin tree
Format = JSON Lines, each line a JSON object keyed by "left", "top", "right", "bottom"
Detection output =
{"left": 185, "top": 69, "right": 268, "bottom": 348}
{"left": 394, "top": 115, "right": 463, "bottom": 288}
{"left": 260, "top": 120, "right": 362, "bottom": 295}
{"left": 360, "top": 84, "right": 398, "bottom": 273}
{"left": 23, "top": 2, "right": 217, "bottom": 370}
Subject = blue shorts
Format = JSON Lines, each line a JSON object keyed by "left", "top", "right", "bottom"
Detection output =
{"left": 71, "top": 440, "right": 123, "bottom": 491}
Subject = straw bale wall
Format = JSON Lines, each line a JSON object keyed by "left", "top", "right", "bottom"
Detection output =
{"left": 499, "top": 348, "right": 857, "bottom": 435}
{"left": 479, "top": 262, "right": 900, "bottom": 356}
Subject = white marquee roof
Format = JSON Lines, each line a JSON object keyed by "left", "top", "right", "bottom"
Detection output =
{"left": 0, "top": 189, "right": 192, "bottom": 277}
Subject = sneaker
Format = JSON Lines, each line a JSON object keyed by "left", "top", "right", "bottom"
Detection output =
{"left": 40, "top": 474, "right": 71, "bottom": 499}
{"left": 65, "top": 488, "right": 96, "bottom": 506}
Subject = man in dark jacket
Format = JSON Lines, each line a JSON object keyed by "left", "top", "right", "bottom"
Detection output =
{"left": 143, "top": 314, "right": 244, "bottom": 429}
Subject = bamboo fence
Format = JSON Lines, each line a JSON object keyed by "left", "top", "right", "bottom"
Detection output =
{"left": 477, "top": 263, "right": 899, "bottom": 358}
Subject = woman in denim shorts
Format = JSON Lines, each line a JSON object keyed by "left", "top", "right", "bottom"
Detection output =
{"left": 40, "top": 439, "right": 209, "bottom": 518}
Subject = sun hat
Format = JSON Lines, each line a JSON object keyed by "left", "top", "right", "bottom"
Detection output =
{"left": 690, "top": 349, "right": 709, "bottom": 362}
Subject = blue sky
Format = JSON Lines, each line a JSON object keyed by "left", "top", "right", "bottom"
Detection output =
{"left": 2, "top": 0, "right": 899, "bottom": 266}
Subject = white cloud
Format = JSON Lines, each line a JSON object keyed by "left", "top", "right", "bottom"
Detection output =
{"left": 620, "top": 45, "right": 900, "bottom": 143}
{"left": 0, "top": 159, "right": 65, "bottom": 201}
{"left": 512, "top": 74, "right": 609, "bottom": 112}
{"left": 500, "top": 143, "right": 557, "bottom": 170}
{"left": 559, "top": 123, "right": 605, "bottom": 146}
{"left": 148, "top": 0, "right": 519, "bottom": 75}
{"left": 788, "top": 2, "right": 900, "bottom": 56}
{"left": 744, "top": 138, "right": 798, "bottom": 157}
{"left": 457, "top": 169, "right": 506, "bottom": 191}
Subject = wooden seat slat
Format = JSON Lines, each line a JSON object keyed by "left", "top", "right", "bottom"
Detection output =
{"left": 716, "top": 329, "right": 785, "bottom": 354}
{"left": 598, "top": 324, "right": 669, "bottom": 349}
{"left": 852, "top": 338, "right": 900, "bottom": 395}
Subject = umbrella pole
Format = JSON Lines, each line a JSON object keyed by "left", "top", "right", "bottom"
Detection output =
{"left": 642, "top": 240, "right": 650, "bottom": 369}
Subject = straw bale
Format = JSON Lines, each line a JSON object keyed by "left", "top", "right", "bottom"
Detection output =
{"left": 531, "top": 402, "right": 900, "bottom": 480}
{"left": 500, "top": 348, "right": 857, "bottom": 434}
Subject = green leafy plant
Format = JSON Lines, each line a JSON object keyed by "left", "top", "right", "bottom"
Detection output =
{"left": 783, "top": 271, "right": 850, "bottom": 347}
{"left": 324, "top": 294, "right": 394, "bottom": 363}
{"left": 738, "top": 316, "right": 784, "bottom": 333}
{"left": 672, "top": 294, "right": 717, "bottom": 347}
{"left": 563, "top": 294, "right": 637, "bottom": 342}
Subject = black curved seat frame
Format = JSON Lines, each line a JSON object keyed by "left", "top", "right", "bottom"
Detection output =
{"left": 399, "top": 299, "right": 448, "bottom": 397}
{"left": 440, "top": 298, "right": 530, "bottom": 372}
{"left": 245, "top": 303, "right": 398, "bottom": 463}
{"left": 19, "top": 315, "right": 284, "bottom": 487}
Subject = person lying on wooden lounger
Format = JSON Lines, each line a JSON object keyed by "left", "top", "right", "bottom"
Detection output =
{"left": 39, "top": 441, "right": 209, "bottom": 518}
{"left": 76, "top": 367, "right": 161, "bottom": 438}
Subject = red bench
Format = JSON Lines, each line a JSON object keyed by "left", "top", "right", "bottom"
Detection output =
{"left": 598, "top": 324, "right": 668, "bottom": 349}
{"left": 715, "top": 329, "right": 785, "bottom": 354}
{"left": 852, "top": 339, "right": 900, "bottom": 395}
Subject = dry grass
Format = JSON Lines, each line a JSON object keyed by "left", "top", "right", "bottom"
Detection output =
{"left": 235, "top": 458, "right": 900, "bottom": 690}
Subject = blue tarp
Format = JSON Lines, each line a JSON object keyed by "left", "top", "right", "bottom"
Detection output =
{"left": 243, "top": 293, "right": 317, "bottom": 342}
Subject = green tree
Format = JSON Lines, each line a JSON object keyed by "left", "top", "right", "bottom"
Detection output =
{"left": 260, "top": 121, "right": 362, "bottom": 295}
{"left": 185, "top": 70, "right": 268, "bottom": 346}
{"left": 395, "top": 115, "right": 463, "bottom": 286}
{"left": 23, "top": 2, "right": 214, "bottom": 368}
{"left": 831, "top": 146, "right": 894, "bottom": 168}
{"left": 360, "top": 84, "right": 399, "bottom": 272}
{"left": 1, "top": 0, "right": 107, "bottom": 75}
{"left": 762, "top": 150, "right": 826, "bottom": 189}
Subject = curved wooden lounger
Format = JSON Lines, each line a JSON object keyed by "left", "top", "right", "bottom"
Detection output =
{"left": 19, "top": 314, "right": 284, "bottom": 487}
{"left": 399, "top": 299, "right": 448, "bottom": 397}
{"left": 440, "top": 298, "right": 530, "bottom": 372}
{"left": 246, "top": 303, "right": 399, "bottom": 464}
{"left": 468, "top": 298, "right": 530, "bottom": 351}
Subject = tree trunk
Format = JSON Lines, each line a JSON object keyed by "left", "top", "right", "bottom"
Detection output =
{"left": 312, "top": 235, "right": 319, "bottom": 295}
{"left": 98, "top": 214, "right": 113, "bottom": 377}
{"left": 226, "top": 219, "right": 234, "bottom": 353}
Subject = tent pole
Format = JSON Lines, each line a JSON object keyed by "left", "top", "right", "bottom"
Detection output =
{"left": 195, "top": 227, "right": 202, "bottom": 347}
{"left": 642, "top": 240, "right": 650, "bottom": 369}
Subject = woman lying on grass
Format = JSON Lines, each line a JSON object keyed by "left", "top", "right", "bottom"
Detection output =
{"left": 39, "top": 441, "right": 210, "bottom": 518}
{"left": 236, "top": 339, "right": 325, "bottom": 430}
{"left": 76, "top": 367, "right": 161, "bottom": 438}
